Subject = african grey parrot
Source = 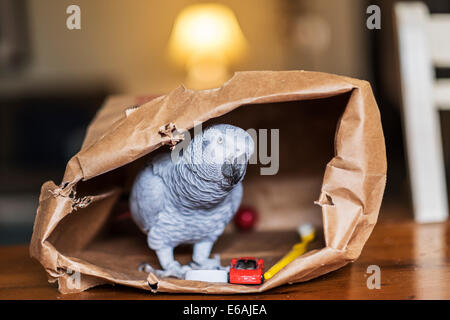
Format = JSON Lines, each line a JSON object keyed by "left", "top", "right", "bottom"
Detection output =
{"left": 130, "top": 124, "right": 254, "bottom": 278}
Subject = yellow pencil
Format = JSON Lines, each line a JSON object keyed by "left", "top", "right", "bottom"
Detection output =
{"left": 264, "top": 224, "right": 315, "bottom": 280}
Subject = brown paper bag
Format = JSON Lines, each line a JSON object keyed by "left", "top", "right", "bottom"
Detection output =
{"left": 30, "top": 71, "right": 387, "bottom": 294}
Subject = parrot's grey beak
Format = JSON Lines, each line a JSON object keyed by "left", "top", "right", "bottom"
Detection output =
{"left": 221, "top": 154, "right": 248, "bottom": 184}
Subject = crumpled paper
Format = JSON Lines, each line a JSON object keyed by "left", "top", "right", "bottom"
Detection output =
{"left": 30, "top": 71, "right": 387, "bottom": 294}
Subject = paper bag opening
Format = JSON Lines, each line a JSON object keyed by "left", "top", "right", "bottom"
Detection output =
{"left": 30, "top": 71, "right": 387, "bottom": 294}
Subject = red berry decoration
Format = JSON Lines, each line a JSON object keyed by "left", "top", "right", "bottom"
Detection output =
{"left": 234, "top": 206, "right": 258, "bottom": 231}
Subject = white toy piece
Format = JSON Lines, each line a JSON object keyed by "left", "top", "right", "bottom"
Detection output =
{"left": 185, "top": 269, "right": 228, "bottom": 283}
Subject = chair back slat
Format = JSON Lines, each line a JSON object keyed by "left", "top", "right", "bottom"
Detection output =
{"left": 428, "top": 15, "right": 450, "bottom": 67}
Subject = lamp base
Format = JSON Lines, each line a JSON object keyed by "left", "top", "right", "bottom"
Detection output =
{"left": 186, "top": 61, "right": 230, "bottom": 89}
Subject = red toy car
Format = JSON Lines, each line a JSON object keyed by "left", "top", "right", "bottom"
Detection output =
{"left": 228, "top": 257, "right": 264, "bottom": 284}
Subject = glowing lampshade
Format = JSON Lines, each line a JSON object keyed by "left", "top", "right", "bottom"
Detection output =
{"left": 168, "top": 3, "right": 247, "bottom": 89}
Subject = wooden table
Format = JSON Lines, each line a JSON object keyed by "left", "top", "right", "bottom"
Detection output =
{"left": 0, "top": 220, "right": 449, "bottom": 299}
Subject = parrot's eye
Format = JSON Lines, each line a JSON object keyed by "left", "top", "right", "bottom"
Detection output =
{"left": 217, "top": 136, "right": 223, "bottom": 144}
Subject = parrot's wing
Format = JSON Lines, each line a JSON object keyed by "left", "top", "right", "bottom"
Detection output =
{"left": 130, "top": 154, "right": 172, "bottom": 233}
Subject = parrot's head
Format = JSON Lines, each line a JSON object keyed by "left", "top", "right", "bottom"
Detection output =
{"left": 185, "top": 124, "right": 255, "bottom": 187}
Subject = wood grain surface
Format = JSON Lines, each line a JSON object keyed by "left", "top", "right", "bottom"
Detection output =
{"left": 1, "top": 218, "right": 448, "bottom": 300}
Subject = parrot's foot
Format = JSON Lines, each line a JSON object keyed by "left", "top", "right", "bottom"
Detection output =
{"left": 190, "top": 254, "right": 228, "bottom": 271}
{"left": 138, "top": 261, "right": 191, "bottom": 279}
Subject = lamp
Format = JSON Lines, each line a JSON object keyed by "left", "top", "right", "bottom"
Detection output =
{"left": 168, "top": 3, "right": 247, "bottom": 89}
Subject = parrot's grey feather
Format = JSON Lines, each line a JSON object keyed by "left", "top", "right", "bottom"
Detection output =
{"left": 130, "top": 158, "right": 167, "bottom": 232}
{"left": 130, "top": 124, "right": 254, "bottom": 278}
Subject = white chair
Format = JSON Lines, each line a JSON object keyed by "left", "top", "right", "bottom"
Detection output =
{"left": 395, "top": 2, "right": 450, "bottom": 222}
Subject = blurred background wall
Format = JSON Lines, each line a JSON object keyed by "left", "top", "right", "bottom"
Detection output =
{"left": 0, "top": 0, "right": 449, "bottom": 243}
{"left": 0, "top": 0, "right": 372, "bottom": 94}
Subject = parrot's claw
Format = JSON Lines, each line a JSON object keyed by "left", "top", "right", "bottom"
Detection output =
{"left": 190, "top": 254, "right": 227, "bottom": 270}
{"left": 138, "top": 261, "right": 191, "bottom": 279}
